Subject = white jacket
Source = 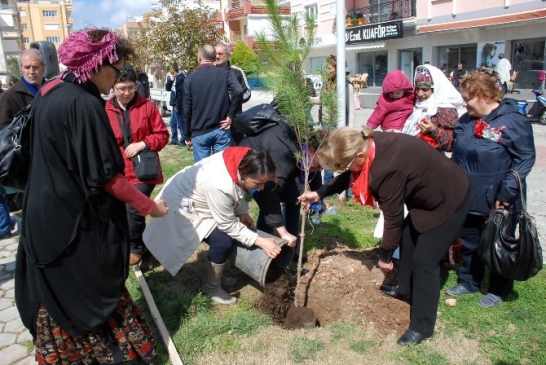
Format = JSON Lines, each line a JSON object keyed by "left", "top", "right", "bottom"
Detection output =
{"left": 143, "top": 152, "right": 258, "bottom": 275}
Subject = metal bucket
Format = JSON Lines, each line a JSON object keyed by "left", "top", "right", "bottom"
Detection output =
{"left": 232, "top": 230, "right": 293, "bottom": 287}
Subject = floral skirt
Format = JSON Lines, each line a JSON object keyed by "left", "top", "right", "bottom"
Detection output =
{"left": 35, "top": 289, "right": 157, "bottom": 365}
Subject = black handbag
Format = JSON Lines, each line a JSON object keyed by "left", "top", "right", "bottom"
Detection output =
{"left": 478, "top": 170, "right": 543, "bottom": 281}
{"left": 115, "top": 114, "right": 160, "bottom": 181}
{"left": 0, "top": 79, "right": 63, "bottom": 191}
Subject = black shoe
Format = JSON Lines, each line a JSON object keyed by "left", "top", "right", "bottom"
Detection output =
{"left": 169, "top": 141, "right": 179, "bottom": 145}
{"left": 380, "top": 285, "right": 408, "bottom": 303}
{"left": 0, "top": 232, "right": 11, "bottom": 240}
{"left": 397, "top": 329, "right": 432, "bottom": 346}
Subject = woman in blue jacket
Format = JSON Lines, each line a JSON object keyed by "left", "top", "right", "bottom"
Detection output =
{"left": 445, "top": 72, "right": 536, "bottom": 307}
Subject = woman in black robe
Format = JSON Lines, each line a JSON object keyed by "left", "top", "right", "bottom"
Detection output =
{"left": 15, "top": 28, "right": 168, "bottom": 364}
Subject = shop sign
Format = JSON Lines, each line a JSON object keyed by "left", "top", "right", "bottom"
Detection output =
{"left": 345, "top": 20, "right": 403, "bottom": 45}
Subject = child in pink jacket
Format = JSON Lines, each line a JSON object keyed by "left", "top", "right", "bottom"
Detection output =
{"left": 367, "top": 70, "right": 414, "bottom": 132}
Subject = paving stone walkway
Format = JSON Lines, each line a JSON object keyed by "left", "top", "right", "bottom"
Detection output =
{"left": 0, "top": 229, "right": 37, "bottom": 365}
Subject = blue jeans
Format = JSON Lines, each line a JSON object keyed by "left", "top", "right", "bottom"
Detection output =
{"left": 0, "top": 187, "right": 12, "bottom": 235}
{"left": 169, "top": 111, "right": 184, "bottom": 144}
{"left": 192, "top": 128, "right": 232, "bottom": 162}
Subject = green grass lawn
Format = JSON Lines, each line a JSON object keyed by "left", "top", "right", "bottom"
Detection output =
{"left": 127, "top": 144, "right": 546, "bottom": 365}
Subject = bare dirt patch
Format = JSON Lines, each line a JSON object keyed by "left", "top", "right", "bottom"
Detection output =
{"left": 255, "top": 243, "right": 410, "bottom": 335}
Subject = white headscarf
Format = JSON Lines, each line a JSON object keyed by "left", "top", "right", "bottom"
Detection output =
{"left": 402, "top": 65, "right": 465, "bottom": 136}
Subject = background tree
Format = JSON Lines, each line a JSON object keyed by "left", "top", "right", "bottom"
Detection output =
{"left": 134, "top": 4, "right": 226, "bottom": 77}
{"left": 230, "top": 40, "right": 261, "bottom": 77}
{"left": 255, "top": 0, "right": 335, "bottom": 308}
{"left": 6, "top": 57, "right": 21, "bottom": 78}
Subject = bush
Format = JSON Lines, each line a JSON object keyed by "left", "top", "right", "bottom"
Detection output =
{"left": 230, "top": 40, "right": 260, "bottom": 77}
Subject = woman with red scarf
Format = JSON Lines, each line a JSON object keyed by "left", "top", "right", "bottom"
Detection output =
{"left": 298, "top": 127, "right": 471, "bottom": 346}
{"left": 144, "top": 147, "right": 280, "bottom": 305}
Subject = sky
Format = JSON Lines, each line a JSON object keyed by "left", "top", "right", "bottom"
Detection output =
{"left": 72, "top": 0, "right": 156, "bottom": 31}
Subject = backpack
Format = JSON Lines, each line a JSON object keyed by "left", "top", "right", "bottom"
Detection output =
{"left": 0, "top": 79, "right": 62, "bottom": 191}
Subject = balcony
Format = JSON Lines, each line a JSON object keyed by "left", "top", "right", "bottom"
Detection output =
{"left": 1, "top": 27, "right": 20, "bottom": 40}
{"left": 227, "top": 0, "right": 290, "bottom": 21}
{"left": 347, "top": 0, "right": 415, "bottom": 27}
{"left": 0, "top": 4, "right": 17, "bottom": 14}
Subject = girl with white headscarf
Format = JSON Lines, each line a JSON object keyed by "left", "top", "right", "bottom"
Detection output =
{"left": 402, "top": 64, "right": 465, "bottom": 150}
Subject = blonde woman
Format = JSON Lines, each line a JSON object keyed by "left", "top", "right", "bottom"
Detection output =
{"left": 298, "top": 127, "right": 470, "bottom": 346}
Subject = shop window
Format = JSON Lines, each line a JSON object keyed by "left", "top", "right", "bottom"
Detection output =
{"left": 438, "top": 44, "right": 477, "bottom": 75}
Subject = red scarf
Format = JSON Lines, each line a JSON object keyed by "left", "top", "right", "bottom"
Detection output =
{"left": 350, "top": 139, "right": 377, "bottom": 208}
{"left": 223, "top": 147, "right": 252, "bottom": 185}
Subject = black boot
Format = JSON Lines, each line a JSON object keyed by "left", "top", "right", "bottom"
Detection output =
{"left": 397, "top": 329, "right": 432, "bottom": 346}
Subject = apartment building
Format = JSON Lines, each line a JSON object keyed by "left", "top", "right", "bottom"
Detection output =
{"left": 0, "top": 0, "right": 22, "bottom": 74}
{"left": 18, "top": 0, "right": 73, "bottom": 50}
{"left": 219, "top": 0, "right": 290, "bottom": 49}
{"left": 294, "top": 0, "right": 545, "bottom": 89}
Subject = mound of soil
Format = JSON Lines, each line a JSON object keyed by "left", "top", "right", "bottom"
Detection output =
{"left": 255, "top": 243, "right": 410, "bottom": 335}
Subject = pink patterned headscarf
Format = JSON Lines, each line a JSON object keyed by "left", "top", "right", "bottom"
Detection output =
{"left": 58, "top": 29, "right": 119, "bottom": 83}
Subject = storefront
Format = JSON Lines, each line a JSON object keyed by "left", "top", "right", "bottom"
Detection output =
{"left": 511, "top": 37, "right": 546, "bottom": 89}
{"left": 346, "top": 19, "right": 404, "bottom": 87}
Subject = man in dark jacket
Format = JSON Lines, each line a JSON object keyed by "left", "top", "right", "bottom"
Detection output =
{"left": 183, "top": 45, "right": 242, "bottom": 162}
{"left": 0, "top": 49, "right": 45, "bottom": 240}
{"left": 215, "top": 43, "right": 251, "bottom": 145}
{"left": 0, "top": 49, "right": 45, "bottom": 128}
{"left": 165, "top": 65, "right": 185, "bottom": 145}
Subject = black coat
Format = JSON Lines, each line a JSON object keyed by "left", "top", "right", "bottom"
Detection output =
{"left": 0, "top": 79, "right": 35, "bottom": 129}
{"left": 15, "top": 75, "right": 128, "bottom": 338}
{"left": 238, "top": 118, "right": 321, "bottom": 227}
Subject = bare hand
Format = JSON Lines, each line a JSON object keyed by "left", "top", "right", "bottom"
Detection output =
{"left": 419, "top": 119, "right": 436, "bottom": 134}
{"left": 184, "top": 139, "right": 192, "bottom": 147}
{"left": 297, "top": 191, "right": 320, "bottom": 210}
{"left": 495, "top": 200, "right": 510, "bottom": 209}
{"left": 150, "top": 199, "right": 169, "bottom": 217}
{"left": 238, "top": 214, "right": 255, "bottom": 229}
{"left": 219, "top": 117, "right": 232, "bottom": 130}
{"left": 254, "top": 237, "right": 281, "bottom": 259}
{"left": 378, "top": 259, "right": 394, "bottom": 272}
{"left": 125, "top": 141, "right": 146, "bottom": 159}
{"left": 276, "top": 226, "right": 297, "bottom": 247}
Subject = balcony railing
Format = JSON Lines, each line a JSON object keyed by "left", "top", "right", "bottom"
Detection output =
{"left": 347, "top": 0, "right": 415, "bottom": 27}
{"left": 227, "top": 0, "right": 289, "bottom": 20}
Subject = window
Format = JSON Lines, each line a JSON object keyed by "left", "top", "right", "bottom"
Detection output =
{"left": 43, "top": 10, "right": 57, "bottom": 17}
{"left": 23, "top": 37, "right": 29, "bottom": 43}
{"left": 46, "top": 36, "right": 61, "bottom": 43}
{"left": 21, "top": 23, "right": 27, "bottom": 30}
{"left": 44, "top": 23, "right": 59, "bottom": 31}
{"left": 20, "top": 10, "right": 26, "bottom": 17}
{"left": 304, "top": 4, "right": 318, "bottom": 22}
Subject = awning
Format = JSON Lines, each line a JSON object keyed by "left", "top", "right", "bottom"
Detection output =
{"left": 346, "top": 42, "right": 386, "bottom": 51}
{"left": 418, "top": 8, "right": 546, "bottom": 34}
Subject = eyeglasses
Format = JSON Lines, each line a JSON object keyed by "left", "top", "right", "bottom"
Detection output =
{"left": 115, "top": 85, "right": 136, "bottom": 93}
{"left": 106, "top": 64, "right": 121, "bottom": 78}
{"left": 331, "top": 154, "right": 357, "bottom": 172}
